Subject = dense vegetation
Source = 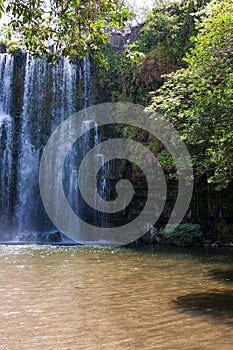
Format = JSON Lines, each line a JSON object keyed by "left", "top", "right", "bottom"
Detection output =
{"left": 150, "top": 0, "right": 233, "bottom": 190}
{"left": 98, "top": 0, "right": 211, "bottom": 103}
{"left": 0, "top": 0, "right": 133, "bottom": 65}
{"left": 159, "top": 223, "right": 205, "bottom": 246}
{"left": 0, "top": 0, "right": 232, "bottom": 238}
{"left": 99, "top": 0, "right": 232, "bottom": 193}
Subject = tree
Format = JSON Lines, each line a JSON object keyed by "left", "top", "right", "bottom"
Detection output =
{"left": 99, "top": 0, "right": 210, "bottom": 105}
{"left": 0, "top": 0, "right": 133, "bottom": 65}
{"left": 150, "top": 0, "right": 233, "bottom": 189}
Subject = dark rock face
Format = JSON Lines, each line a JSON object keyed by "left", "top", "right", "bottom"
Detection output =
{"left": 0, "top": 44, "right": 6, "bottom": 54}
{"left": 47, "top": 232, "right": 62, "bottom": 243}
{"left": 140, "top": 226, "right": 160, "bottom": 244}
{"left": 203, "top": 221, "right": 233, "bottom": 244}
{"left": 108, "top": 25, "right": 143, "bottom": 52}
{"left": 108, "top": 33, "right": 126, "bottom": 52}
{"left": 11, "top": 53, "right": 26, "bottom": 118}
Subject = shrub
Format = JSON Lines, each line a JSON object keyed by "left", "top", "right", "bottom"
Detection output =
{"left": 159, "top": 223, "right": 204, "bottom": 247}
{"left": 7, "top": 42, "right": 22, "bottom": 56}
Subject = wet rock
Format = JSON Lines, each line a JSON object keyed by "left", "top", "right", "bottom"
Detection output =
{"left": 0, "top": 43, "right": 6, "bottom": 53}
{"left": 141, "top": 226, "right": 160, "bottom": 244}
{"left": 108, "top": 25, "right": 143, "bottom": 52}
{"left": 47, "top": 231, "right": 62, "bottom": 243}
{"left": 26, "top": 234, "right": 37, "bottom": 243}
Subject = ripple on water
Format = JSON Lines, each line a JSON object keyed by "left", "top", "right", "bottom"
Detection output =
{"left": 0, "top": 245, "right": 233, "bottom": 349}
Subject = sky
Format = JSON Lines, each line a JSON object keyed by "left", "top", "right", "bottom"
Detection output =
{"left": 124, "top": 0, "right": 155, "bottom": 23}
{"left": 125, "top": 0, "right": 155, "bottom": 12}
{"left": 0, "top": 1, "right": 156, "bottom": 31}
{"left": 126, "top": 0, "right": 155, "bottom": 10}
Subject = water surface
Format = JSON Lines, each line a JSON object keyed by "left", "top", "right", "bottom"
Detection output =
{"left": 0, "top": 245, "right": 233, "bottom": 349}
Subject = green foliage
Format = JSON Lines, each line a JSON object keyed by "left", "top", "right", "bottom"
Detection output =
{"left": 6, "top": 40, "right": 22, "bottom": 56}
{"left": 136, "top": 0, "right": 210, "bottom": 65}
{"left": 0, "top": 0, "right": 4, "bottom": 17}
{"left": 1, "top": 0, "right": 133, "bottom": 65}
{"left": 0, "top": 38, "right": 23, "bottom": 55}
{"left": 99, "top": 0, "right": 210, "bottom": 105}
{"left": 160, "top": 223, "right": 204, "bottom": 246}
{"left": 97, "top": 43, "right": 149, "bottom": 104}
{"left": 150, "top": 0, "right": 233, "bottom": 189}
{"left": 0, "top": 38, "right": 6, "bottom": 46}
{"left": 136, "top": 4, "right": 180, "bottom": 53}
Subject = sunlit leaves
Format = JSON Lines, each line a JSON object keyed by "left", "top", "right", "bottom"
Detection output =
{"left": 1, "top": 0, "right": 133, "bottom": 65}
{"left": 150, "top": 0, "right": 233, "bottom": 189}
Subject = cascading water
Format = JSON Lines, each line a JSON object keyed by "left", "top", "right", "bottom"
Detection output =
{"left": 62, "top": 56, "right": 108, "bottom": 242}
{"left": 50, "top": 57, "right": 78, "bottom": 242}
{"left": 0, "top": 54, "right": 14, "bottom": 113}
{"left": 0, "top": 54, "right": 14, "bottom": 240}
{"left": 15, "top": 55, "right": 47, "bottom": 238}
{"left": 0, "top": 51, "right": 110, "bottom": 243}
{"left": 15, "top": 54, "right": 79, "bottom": 242}
{"left": 79, "top": 57, "right": 110, "bottom": 240}
{"left": 0, "top": 46, "right": 120, "bottom": 244}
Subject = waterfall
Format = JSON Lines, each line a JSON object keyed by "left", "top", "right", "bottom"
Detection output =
{"left": 0, "top": 54, "right": 14, "bottom": 240}
{"left": 51, "top": 56, "right": 77, "bottom": 128}
{"left": 61, "top": 56, "right": 95, "bottom": 242}
{"left": 83, "top": 56, "right": 91, "bottom": 109}
{"left": 49, "top": 57, "right": 78, "bottom": 242}
{"left": 15, "top": 55, "right": 47, "bottom": 238}
{"left": 79, "top": 57, "right": 109, "bottom": 239}
{"left": 0, "top": 54, "right": 14, "bottom": 114}
{"left": 14, "top": 55, "right": 78, "bottom": 242}
{"left": 0, "top": 52, "right": 111, "bottom": 243}
{"left": 61, "top": 56, "right": 110, "bottom": 243}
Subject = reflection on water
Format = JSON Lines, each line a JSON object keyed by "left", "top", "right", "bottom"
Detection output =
{"left": 0, "top": 245, "right": 233, "bottom": 349}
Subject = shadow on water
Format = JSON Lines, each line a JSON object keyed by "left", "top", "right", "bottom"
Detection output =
{"left": 208, "top": 268, "right": 233, "bottom": 285}
{"left": 173, "top": 290, "right": 233, "bottom": 325}
{"left": 174, "top": 266, "right": 233, "bottom": 325}
{"left": 169, "top": 251, "right": 233, "bottom": 326}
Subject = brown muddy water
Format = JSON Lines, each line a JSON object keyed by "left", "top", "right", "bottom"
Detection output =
{"left": 0, "top": 245, "right": 233, "bottom": 350}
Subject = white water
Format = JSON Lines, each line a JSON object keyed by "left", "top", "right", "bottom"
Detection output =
{"left": 0, "top": 53, "right": 111, "bottom": 243}
{"left": 0, "top": 54, "right": 14, "bottom": 239}
{"left": 15, "top": 55, "right": 46, "bottom": 238}
{"left": 15, "top": 55, "right": 79, "bottom": 242}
